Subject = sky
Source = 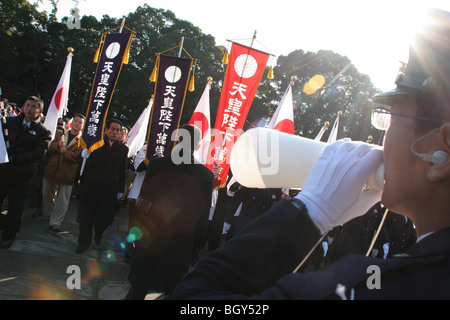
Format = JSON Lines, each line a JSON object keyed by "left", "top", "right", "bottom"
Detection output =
{"left": 37, "top": 0, "right": 450, "bottom": 91}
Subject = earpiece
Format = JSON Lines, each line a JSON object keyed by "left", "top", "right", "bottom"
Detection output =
{"left": 416, "top": 150, "right": 449, "bottom": 165}
{"left": 411, "top": 128, "right": 450, "bottom": 165}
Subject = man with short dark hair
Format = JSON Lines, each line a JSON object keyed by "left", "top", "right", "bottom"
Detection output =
{"left": 75, "top": 118, "right": 128, "bottom": 254}
{"left": 167, "top": 8, "right": 450, "bottom": 299}
{"left": 0, "top": 96, "right": 51, "bottom": 248}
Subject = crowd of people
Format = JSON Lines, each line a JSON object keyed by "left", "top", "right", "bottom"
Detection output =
{"left": 0, "top": 7, "right": 449, "bottom": 300}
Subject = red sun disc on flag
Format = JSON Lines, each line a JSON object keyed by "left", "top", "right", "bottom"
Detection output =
{"left": 189, "top": 112, "right": 209, "bottom": 137}
{"left": 274, "top": 119, "right": 295, "bottom": 135}
{"left": 54, "top": 88, "right": 64, "bottom": 111}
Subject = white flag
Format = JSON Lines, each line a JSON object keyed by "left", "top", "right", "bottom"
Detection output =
{"left": 44, "top": 52, "right": 73, "bottom": 138}
{"left": 126, "top": 98, "right": 153, "bottom": 158}
{"left": 188, "top": 80, "right": 212, "bottom": 165}
{"left": 314, "top": 125, "right": 328, "bottom": 141}
{"left": 327, "top": 114, "right": 341, "bottom": 144}
{"left": 0, "top": 122, "right": 9, "bottom": 164}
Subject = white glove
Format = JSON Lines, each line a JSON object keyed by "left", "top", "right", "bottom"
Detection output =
{"left": 296, "top": 139, "right": 383, "bottom": 234}
{"left": 383, "top": 243, "right": 389, "bottom": 259}
{"left": 81, "top": 148, "right": 90, "bottom": 159}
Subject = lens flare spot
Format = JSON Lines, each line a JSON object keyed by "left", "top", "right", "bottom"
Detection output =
{"left": 87, "top": 259, "right": 102, "bottom": 278}
{"left": 126, "top": 234, "right": 136, "bottom": 243}
{"left": 127, "top": 226, "right": 143, "bottom": 242}
{"left": 303, "top": 74, "right": 326, "bottom": 95}
{"left": 105, "top": 249, "right": 116, "bottom": 261}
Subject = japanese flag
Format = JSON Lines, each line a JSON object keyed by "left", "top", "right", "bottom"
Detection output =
{"left": 188, "top": 80, "right": 212, "bottom": 165}
{"left": 268, "top": 84, "right": 295, "bottom": 135}
{"left": 44, "top": 51, "right": 73, "bottom": 138}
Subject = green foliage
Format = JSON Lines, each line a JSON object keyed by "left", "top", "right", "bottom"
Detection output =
{"left": 0, "top": 0, "right": 382, "bottom": 142}
{"left": 250, "top": 49, "right": 383, "bottom": 142}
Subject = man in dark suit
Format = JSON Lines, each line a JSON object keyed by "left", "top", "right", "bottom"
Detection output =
{"left": 76, "top": 118, "right": 128, "bottom": 253}
{"left": 125, "top": 124, "right": 214, "bottom": 299}
{"left": 224, "top": 185, "right": 285, "bottom": 240}
{"left": 0, "top": 96, "right": 51, "bottom": 248}
{"left": 326, "top": 202, "right": 388, "bottom": 264}
{"left": 167, "top": 8, "right": 450, "bottom": 299}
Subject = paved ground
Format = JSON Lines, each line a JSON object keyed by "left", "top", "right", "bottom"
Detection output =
{"left": 0, "top": 188, "right": 162, "bottom": 300}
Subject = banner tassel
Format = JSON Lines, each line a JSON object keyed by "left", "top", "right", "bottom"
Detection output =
{"left": 150, "top": 66, "right": 157, "bottom": 82}
{"left": 267, "top": 66, "right": 274, "bottom": 79}
{"left": 222, "top": 50, "right": 229, "bottom": 64}
{"left": 93, "top": 46, "right": 100, "bottom": 63}
{"left": 93, "top": 34, "right": 104, "bottom": 63}
{"left": 150, "top": 54, "right": 160, "bottom": 83}
{"left": 189, "top": 75, "right": 195, "bottom": 92}
{"left": 189, "top": 59, "right": 197, "bottom": 92}
{"left": 123, "top": 48, "right": 130, "bottom": 64}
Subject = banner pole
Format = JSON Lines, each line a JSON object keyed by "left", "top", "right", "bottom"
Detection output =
{"left": 119, "top": 17, "right": 126, "bottom": 33}
{"left": 178, "top": 37, "right": 185, "bottom": 57}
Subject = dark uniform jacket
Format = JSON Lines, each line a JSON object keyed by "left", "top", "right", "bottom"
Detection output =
{"left": 0, "top": 114, "right": 51, "bottom": 182}
{"left": 384, "top": 212, "right": 417, "bottom": 258}
{"left": 167, "top": 200, "right": 450, "bottom": 299}
{"left": 77, "top": 138, "right": 128, "bottom": 226}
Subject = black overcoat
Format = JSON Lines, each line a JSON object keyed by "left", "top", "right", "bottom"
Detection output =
{"left": 77, "top": 140, "right": 128, "bottom": 226}
{"left": 127, "top": 156, "right": 214, "bottom": 294}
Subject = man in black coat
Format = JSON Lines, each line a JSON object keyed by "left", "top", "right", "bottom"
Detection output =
{"left": 0, "top": 96, "right": 51, "bottom": 248}
{"left": 167, "top": 8, "right": 450, "bottom": 300}
{"left": 326, "top": 202, "right": 388, "bottom": 264}
{"left": 125, "top": 124, "right": 214, "bottom": 299}
{"left": 76, "top": 119, "right": 128, "bottom": 253}
{"left": 224, "top": 185, "right": 285, "bottom": 240}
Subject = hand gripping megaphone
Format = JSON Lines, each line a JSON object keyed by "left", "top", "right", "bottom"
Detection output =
{"left": 229, "top": 128, "right": 384, "bottom": 191}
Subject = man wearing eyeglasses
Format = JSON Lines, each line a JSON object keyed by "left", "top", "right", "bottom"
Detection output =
{"left": 167, "top": 8, "right": 450, "bottom": 300}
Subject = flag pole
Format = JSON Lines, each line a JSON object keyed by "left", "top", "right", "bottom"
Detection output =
{"left": 80, "top": 18, "right": 126, "bottom": 176}
{"left": 178, "top": 37, "right": 185, "bottom": 57}
{"left": 119, "top": 17, "right": 126, "bottom": 33}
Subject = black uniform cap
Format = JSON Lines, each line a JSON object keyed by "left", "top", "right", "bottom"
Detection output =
{"left": 372, "top": 8, "right": 450, "bottom": 106}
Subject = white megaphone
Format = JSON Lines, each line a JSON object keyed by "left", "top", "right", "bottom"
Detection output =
{"left": 229, "top": 128, "right": 384, "bottom": 191}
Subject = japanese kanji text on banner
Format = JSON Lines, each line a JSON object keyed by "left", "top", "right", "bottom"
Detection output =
{"left": 206, "top": 43, "right": 269, "bottom": 188}
{"left": 81, "top": 32, "right": 133, "bottom": 153}
{"left": 145, "top": 54, "right": 193, "bottom": 164}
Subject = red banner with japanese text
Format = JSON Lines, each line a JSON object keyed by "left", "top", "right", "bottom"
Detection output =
{"left": 206, "top": 43, "right": 269, "bottom": 188}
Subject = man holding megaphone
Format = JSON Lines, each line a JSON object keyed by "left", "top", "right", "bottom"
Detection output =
{"left": 167, "top": 8, "right": 450, "bottom": 300}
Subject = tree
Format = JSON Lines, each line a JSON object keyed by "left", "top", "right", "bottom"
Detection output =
{"left": 250, "top": 49, "right": 383, "bottom": 142}
{"left": 1, "top": 1, "right": 382, "bottom": 143}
